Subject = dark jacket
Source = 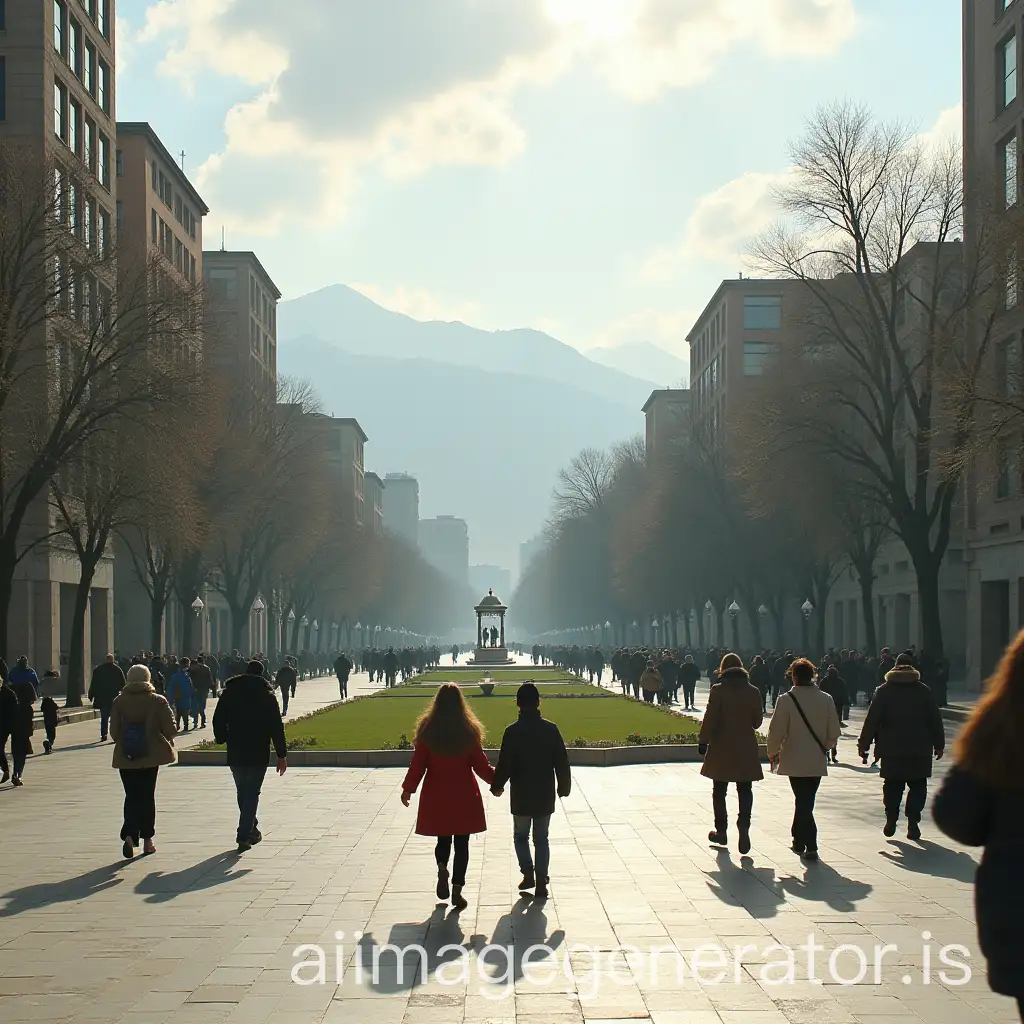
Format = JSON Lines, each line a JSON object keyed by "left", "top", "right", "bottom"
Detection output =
{"left": 819, "top": 671, "right": 849, "bottom": 713}
{"left": 88, "top": 662, "right": 126, "bottom": 709}
{"left": 678, "top": 662, "right": 701, "bottom": 688}
{"left": 275, "top": 664, "right": 297, "bottom": 693}
{"left": 188, "top": 663, "right": 214, "bottom": 699}
{"left": 212, "top": 674, "right": 287, "bottom": 767}
{"left": 858, "top": 667, "right": 944, "bottom": 779}
{"left": 334, "top": 655, "right": 352, "bottom": 680}
{"left": 8, "top": 677, "right": 37, "bottom": 736}
{"left": 0, "top": 681, "right": 19, "bottom": 733}
{"left": 492, "top": 709, "right": 571, "bottom": 817}
{"left": 933, "top": 766, "right": 1024, "bottom": 998}
{"left": 41, "top": 696, "right": 59, "bottom": 729}
{"left": 749, "top": 662, "right": 771, "bottom": 695}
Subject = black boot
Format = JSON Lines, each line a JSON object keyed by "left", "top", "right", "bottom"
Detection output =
{"left": 708, "top": 826, "right": 727, "bottom": 846}
{"left": 737, "top": 820, "right": 751, "bottom": 855}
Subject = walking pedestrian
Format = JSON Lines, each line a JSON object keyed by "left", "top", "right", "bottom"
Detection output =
{"left": 7, "top": 657, "right": 38, "bottom": 787}
{"left": 188, "top": 656, "right": 214, "bottom": 729}
{"left": 274, "top": 657, "right": 297, "bottom": 715}
{"left": 818, "top": 663, "right": 850, "bottom": 763}
{"left": 110, "top": 664, "right": 177, "bottom": 858}
{"left": 400, "top": 683, "right": 496, "bottom": 910}
{"left": 698, "top": 654, "right": 764, "bottom": 854}
{"left": 491, "top": 682, "right": 571, "bottom": 900}
{"left": 0, "top": 675, "right": 18, "bottom": 783}
{"left": 41, "top": 695, "right": 58, "bottom": 753}
{"left": 167, "top": 658, "right": 194, "bottom": 732}
{"left": 767, "top": 658, "right": 841, "bottom": 861}
{"left": 678, "top": 654, "right": 701, "bottom": 711}
{"left": 858, "top": 652, "right": 944, "bottom": 841}
{"left": 640, "top": 659, "right": 662, "bottom": 704}
{"left": 933, "top": 627, "right": 1024, "bottom": 1022}
{"left": 334, "top": 652, "right": 352, "bottom": 700}
{"left": 213, "top": 659, "right": 288, "bottom": 853}
{"left": 88, "top": 653, "right": 125, "bottom": 741}
{"left": 749, "top": 655, "right": 771, "bottom": 714}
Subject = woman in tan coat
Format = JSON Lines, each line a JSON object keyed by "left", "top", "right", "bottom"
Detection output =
{"left": 698, "top": 653, "right": 764, "bottom": 854}
{"left": 110, "top": 664, "right": 177, "bottom": 858}
{"left": 767, "top": 658, "right": 841, "bottom": 861}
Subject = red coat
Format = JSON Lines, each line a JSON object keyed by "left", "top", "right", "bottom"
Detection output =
{"left": 402, "top": 741, "right": 496, "bottom": 837}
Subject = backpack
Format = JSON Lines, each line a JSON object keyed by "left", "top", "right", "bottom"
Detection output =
{"left": 121, "top": 721, "right": 148, "bottom": 761}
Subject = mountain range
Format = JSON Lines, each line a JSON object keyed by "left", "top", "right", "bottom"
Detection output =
{"left": 277, "top": 285, "right": 668, "bottom": 574}
{"left": 589, "top": 341, "right": 689, "bottom": 388}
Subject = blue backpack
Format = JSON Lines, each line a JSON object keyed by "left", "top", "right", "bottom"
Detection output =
{"left": 121, "top": 721, "right": 148, "bottom": 761}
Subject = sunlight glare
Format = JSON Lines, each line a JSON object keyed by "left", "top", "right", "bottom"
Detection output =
{"left": 543, "top": 0, "right": 635, "bottom": 41}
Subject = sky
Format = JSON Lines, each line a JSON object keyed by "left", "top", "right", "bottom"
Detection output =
{"left": 115, "top": 0, "right": 964, "bottom": 358}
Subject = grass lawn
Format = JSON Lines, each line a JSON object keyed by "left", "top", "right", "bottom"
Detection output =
{"left": 379, "top": 683, "right": 615, "bottom": 699}
{"left": 285, "top": 691, "right": 701, "bottom": 749}
{"left": 410, "top": 669, "right": 577, "bottom": 684}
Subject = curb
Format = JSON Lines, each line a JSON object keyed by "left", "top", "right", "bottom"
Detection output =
{"left": 176, "top": 744, "right": 771, "bottom": 768}
{"left": 33, "top": 706, "right": 100, "bottom": 727}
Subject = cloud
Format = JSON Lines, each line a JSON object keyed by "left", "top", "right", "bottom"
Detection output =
{"left": 916, "top": 102, "right": 962, "bottom": 153}
{"left": 139, "top": 0, "right": 858, "bottom": 234}
{"left": 350, "top": 283, "right": 483, "bottom": 326}
{"left": 642, "top": 168, "right": 795, "bottom": 280}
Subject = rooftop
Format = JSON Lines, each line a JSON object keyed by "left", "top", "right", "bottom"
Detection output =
{"left": 117, "top": 122, "right": 210, "bottom": 215}
{"left": 203, "top": 250, "right": 282, "bottom": 299}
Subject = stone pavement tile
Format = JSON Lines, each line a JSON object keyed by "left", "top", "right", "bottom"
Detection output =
{"left": 648, "top": 1013, "right": 723, "bottom": 1024}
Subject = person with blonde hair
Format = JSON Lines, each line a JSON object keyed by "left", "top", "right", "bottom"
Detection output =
{"left": 401, "top": 683, "right": 496, "bottom": 909}
{"left": 110, "top": 664, "right": 177, "bottom": 858}
{"left": 934, "top": 628, "right": 1024, "bottom": 1021}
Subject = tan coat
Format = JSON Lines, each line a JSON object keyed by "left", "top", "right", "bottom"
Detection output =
{"left": 110, "top": 679, "right": 177, "bottom": 770}
{"left": 640, "top": 668, "right": 663, "bottom": 693}
{"left": 767, "top": 685, "right": 841, "bottom": 777}
{"left": 698, "top": 668, "right": 765, "bottom": 782}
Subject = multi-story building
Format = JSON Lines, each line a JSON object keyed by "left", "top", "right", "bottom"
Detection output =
{"left": 688, "top": 278, "right": 805, "bottom": 445}
{"left": 469, "top": 564, "right": 511, "bottom": 600}
{"left": 419, "top": 516, "right": 469, "bottom": 585}
{"left": 382, "top": 472, "right": 419, "bottom": 545}
{"left": 1, "top": 0, "right": 117, "bottom": 673}
{"left": 203, "top": 250, "right": 279, "bottom": 402}
{"left": 364, "top": 472, "right": 385, "bottom": 537}
{"left": 518, "top": 534, "right": 547, "bottom": 581}
{"left": 294, "top": 413, "right": 367, "bottom": 528}
{"left": 963, "top": 0, "right": 1024, "bottom": 685}
{"left": 112, "top": 122, "right": 207, "bottom": 657}
{"left": 642, "top": 388, "right": 690, "bottom": 462}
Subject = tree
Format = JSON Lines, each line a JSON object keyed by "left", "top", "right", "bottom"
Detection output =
{"left": 749, "top": 100, "right": 1005, "bottom": 659}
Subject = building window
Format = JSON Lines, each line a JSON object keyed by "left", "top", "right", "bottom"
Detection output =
{"left": 98, "top": 208, "right": 109, "bottom": 256}
{"left": 53, "top": 166, "right": 64, "bottom": 223}
{"left": 68, "top": 18, "right": 80, "bottom": 77}
{"left": 743, "top": 341, "right": 780, "bottom": 376}
{"left": 174, "top": 194, "right": 183, "bottom": 224}
{"left": 84, "top": 42, "right": 94, "bottom": 96}
{"left": 189, "top": 255, "right": 196, "bottom": 284}
{"left": 68, "top": 182, "right": 78, "bottom": 235}
{"left": 53, "top": 80, "right": 66, "bottom": 141}
{"left": 1009, "top": 248, "right": 1019, "bottom": 309}
{"left": 0, "top": 57, "right": 5, "bottom": 123}
{"left": 205, "top": 267, "right": 237, "bottom": 300}
{"left": 151, "top": 207, "right": 157, "bottom": 244}
{"left": 115, "top": 199, "right": 122, "bottom": 237}
{"left": 115, "top": 149, "right": 123, "bottom": 177}
{"left": 84, "top": 117, "right": 95, "bottom": 172}
{"left": 1004, "top": 135, "right": 1018, "bottom": 208}
{"left": 1004, "top": 34, "right": 1018, "bottom": 109}
{"left": 98, "top": 61, "right": 109, "bottom": 115}
{"left": 98, "top": 0, "right": 109, "bottom": 39}
{"left": 85, "top": 198, "right": 94, "bottom": 249}
{"left": 53, "top": 1, "right": 65, "bottom": 56}
{"left": 998, "top": 335, "right": 1022, "bottom": 395}
{"left": 998, "top": 441, "right": 1012, "bottom": 499}
{"left": 97, "top": 131, "right": 109, "bottom": 187}
{"left": 743, "top": 295, "right": 782, "bottom": 330}
{"left": 151, "top": 160, "right": 158, "bottom": 191}
{"left": 68, "top": 98, "right": 79, "bottom": 154}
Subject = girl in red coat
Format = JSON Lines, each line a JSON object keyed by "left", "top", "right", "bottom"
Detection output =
{"left": 401, "top": 684, "right": 496, "bottom": 909}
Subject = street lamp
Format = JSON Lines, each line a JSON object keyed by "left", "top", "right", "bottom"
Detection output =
{"left": 252, "top": 596, "right": 266, "bottom": 655}
{"left": 800, "top": 599, "right": 814, "bottom": 655}
{"left": 801, "top": 599, "right": 814, "bottom": 619}
{"left": 758, "top": 604, "right": 768, "bottom": 617}
{"left": 651, "top": 617, "right": 660, "bottom": 648}
{"left": 191, "top": 596, "right": 204, "bottom": 618}
{"left": 728, "top": 600, "right": 740, "bottom": 651}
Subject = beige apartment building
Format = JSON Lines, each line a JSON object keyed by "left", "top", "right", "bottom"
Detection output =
{"left": 962, "top": 0, "right": 1024, "bottom": 685}
{"left": 0, "top": 0, "right": 117, "bottom": 673}
{"left": 203, "top": 250, "right": 280, "bottom": 402}
{"left": 111, "top": 122, "right": 208, "bottom": 657}
{"left": 364, "top": 472, "right": 385, "bottom": 537}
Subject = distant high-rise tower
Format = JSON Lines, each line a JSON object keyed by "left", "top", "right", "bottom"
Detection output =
{"left": 383, "top": 473, "right": 419, "bottom": 545}
{"left": 418, "top": 516, "right": 469, "bottom": 584}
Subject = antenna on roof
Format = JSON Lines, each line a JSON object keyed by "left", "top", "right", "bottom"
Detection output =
{"left": 179, "top": 150, "right": 186, "bottom": 170}
{"left": 221, "top": 226, "right": 225, "bottom": 251}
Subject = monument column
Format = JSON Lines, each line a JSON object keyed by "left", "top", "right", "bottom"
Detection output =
{"left": 499, "top": 611, "right": 505, "bottom": 648}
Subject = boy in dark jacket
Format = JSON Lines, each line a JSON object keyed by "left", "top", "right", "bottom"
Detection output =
{"left": 213, "top": 661, "right": 288, "bottom": 852}
{"left": 491, "top": 683, "right": 571, "bottom": 900}
{"left": 41, "top": 696, "right": 59, "bottom": 753}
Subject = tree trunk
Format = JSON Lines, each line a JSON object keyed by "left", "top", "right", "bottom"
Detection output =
{"left": 229, "top": 604, "right": 245, "bottom": 652}
{"left": 715, "top": 607, "right": 724, "bottom": 648}
{"left": 669, "top": 613, "right": 678, "bottom": 648}
{"left": 289, "top": 618, "right": 301, "bottom": 656}
{"left": 696, "top": 609, "right": 705, "bottom": 650}
{"left": 149, "top": 580, "right": 169, "bottom": 654}
{"left": 913, "top": 553, "right": 945, "bottom": 658}
{"left": 181, "top": 597, "right": 196, "bottom": 656}
{"left": 684, "top": 613, "right": 692, "bottom": 648}
{"left": 856, "top": 569, "right": 878, "bottom": 655}
{"left": 65, "top": 562, "right": 98, "bottom": 707}
{"left": 0, "top": 533, "right": 19, "bottom": 661}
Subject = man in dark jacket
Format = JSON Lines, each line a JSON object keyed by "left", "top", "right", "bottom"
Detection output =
{"left": 858, "top": 654, "right": 944, "bottom": 841}
{"left": 678, "top": 655, "right": 701, "bottom": 711}
{"left": 88, "top": 654, "right": 126, "bottom": 741}
{"left": 188, "top": 656, "right": 215, "bottom": 729}
{"left": 6, "top": 657, "right": 37, "bottom": 786}
{"left": 491, "top": 683, "right": 571, "bottom": 900}
{"left": 333, "top": 652, "right": 352, "bottom": 699}
{"left": 275, "top": 657, "right": 297, "bottom": 714}
{"left": 819, "top": 663, "right": 850, "bottom": 763}
{"left": 213, "top": 660, "right": 288, "bottom": 852}
{"left": 0, "top": 677, "right": 19, "bottom": 783}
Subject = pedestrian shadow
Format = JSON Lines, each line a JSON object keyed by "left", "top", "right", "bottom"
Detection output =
{"left": 134, "top": 852, "right": 251, "bottom": 903}
{"left": 0, "top": 862, "right": 125, "bottom": 917}
{"left": 879, "top": 840, "right": 978, "bottom": 884}
{"left": 480, "top": 897, "right": 565, "bottom": 986}
{"left": 703, "top": 848, "right": 786, "bottom": 919}
{"left": 355, "top": 905, "right": 488, "bottom": 995}
{"left": 778, "top": 860, "right": 873, "bottom": 913}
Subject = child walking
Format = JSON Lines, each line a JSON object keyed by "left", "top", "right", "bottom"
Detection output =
{"left": 401, "top": 684, "right": 495, "bottom": 910}
{"left": 41, "top": 695, "right": 59, "bottom": 753}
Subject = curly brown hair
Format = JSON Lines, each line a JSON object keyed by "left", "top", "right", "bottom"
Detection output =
{"left": 955, "top": 628, "right": 1024, "bottom": 789}
{"left": 413, "top": 683, "right": 486, "bottom": 756}
{"left": 789, "top": 658, "right": 816, "bottom": 686}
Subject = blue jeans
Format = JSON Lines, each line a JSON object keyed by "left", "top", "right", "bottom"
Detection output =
{"left": 192, "top": 696, "right": 208, "bottom": 728}
{"left": 230, "top": 765, "right": 267, "bottom": 842}
{"left": 100, "top": 706, "right": 110, "bottom": 739}
{"left": 513, "top": 814, "right": 551, "bottom": 881}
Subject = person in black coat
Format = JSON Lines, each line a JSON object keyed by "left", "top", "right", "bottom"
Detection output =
{"left": 213, "top": 661, "right": 288, "bottom": 852}
{"left": 819, "top": 664, "right": 850, "bottom": 763}
{"left": 491, "top": 683, "right": 571, "bottom": 900}
{"left": 933, "top": 628, "right": 1024, "bottom": 1021}
{"left": 678, "top": 655, "right": 701, "bottom": 710}
{"left": 88, "top": 654, "right": 126, "bottom": 741}
{"left": 0, "top": 678, "right": 18, "bottom": 783}
{"left": 749, "top": 656, "right": 771, "bottom": 713}
{"left": 858, "top": 653, "right": 944, "bottom": 841}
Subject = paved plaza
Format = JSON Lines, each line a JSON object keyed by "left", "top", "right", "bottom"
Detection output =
{"left": 0, "top": 673, "right": 1016, "bottom": 1024}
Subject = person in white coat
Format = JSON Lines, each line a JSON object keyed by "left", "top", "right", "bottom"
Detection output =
{"left": 767, "top": 658, "right": 841, "bottom": 861}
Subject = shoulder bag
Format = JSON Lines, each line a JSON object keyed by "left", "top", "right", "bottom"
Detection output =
{"left": 788, "top": 691, "right": 828, "bottom": 756}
